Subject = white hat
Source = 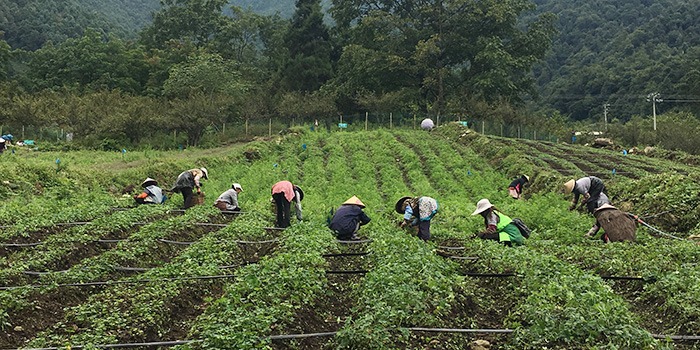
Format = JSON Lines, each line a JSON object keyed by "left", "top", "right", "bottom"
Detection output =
{"left": 141, "top": 178, "right": 158, "bottom": 187}
{"left": 200, "top": 167, "right": 209, "bottom": 179}
{"left": 471, "top": 198, "right": 493, "bottom": 216}
{"left": 595, "top": 203, "right": 616, "bottom": 212}
{"left": 232, "top": 183, "right": 243, "bottom": 191}
{"left": 523, "top": 174, "right": 530, "bottom": 182}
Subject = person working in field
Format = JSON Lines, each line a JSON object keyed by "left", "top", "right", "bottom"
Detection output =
{"left": 271, "top": 180, "right": 303, "bottom": 228}
{"left": 563, "top": 176, "right": 609, "bottom": 213}
{"left": 134, "top": 178, "right": 167, "bottom": 205}
{"left": 472, "top": 198, "right": 525, "bottom": 246}
{"left": 329, "top": 196, "right": 371, "bottom": 240}
{"left": 395, "top": 195, "right": 439, "bottom": 241}
{"left": 585, "top": 203, "right": 636, "bottom": 242}
{"left": 564, "top": 176, "right": 614, "bottom": 239}
{"left": 214, "top": 183, "right": 243, "bottom": 212}
{"left": 508, "top": 174, "right": 529, "bottom": 199}
{"left": 170, "top": 167, "right": 208, "bottom": 209}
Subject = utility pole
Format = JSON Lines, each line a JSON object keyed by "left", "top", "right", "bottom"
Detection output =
{"left": 646, "top": 92, "right": 662, "bottom": 131}
{"left": 603, "top": 103, "right": 610, "bottom": 131}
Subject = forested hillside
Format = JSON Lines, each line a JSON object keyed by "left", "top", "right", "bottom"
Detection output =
{"left": 0, "top": 0, "right": 160, "bottom": 50}
{"left": 532, "top": 0, "right": 700, "bottom": 121}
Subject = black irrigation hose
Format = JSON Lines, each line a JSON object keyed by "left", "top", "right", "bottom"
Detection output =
{"left": 464, "top": 272, "right": 517, "bottom": 278}
{"left": 336, "top": 239, "right": 373, "bottom": 244}
{"left": 0, "top": 274, "right": 238, "bottom": 291}
{"left": 325, "top": 270, "right": 369, "bottom": 274}
{"left": 16, "top": 330, "right": 700, "bottom": 350}
{"left": 1, "top": 235, "right": 279, "bottom": 248}
{"left": 437, "top": 246, "right": 465, "bottom": 250}
{"left": 322, "top": 252, "right": 370, "bottom": 257}
{"left": 449, "top": 256, "right": 479, "bottom": 261}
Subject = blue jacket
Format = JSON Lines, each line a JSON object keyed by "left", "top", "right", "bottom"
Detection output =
{"left": 329, "top": 204, "right": 371, "bottom": 235}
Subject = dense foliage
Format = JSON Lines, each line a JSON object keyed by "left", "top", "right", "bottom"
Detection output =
{"left": 3, "top": 126, "right": 700, "bottom": 349}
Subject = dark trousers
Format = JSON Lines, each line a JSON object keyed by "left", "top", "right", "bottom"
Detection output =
{"left": 181, "top": 187, "right": 195, "bottom": 209}
{"left": 273, "top": 192, "right": 291, "bottom": 228}
{"left": 417, "top": 221, "right": 431, "bottom": 241}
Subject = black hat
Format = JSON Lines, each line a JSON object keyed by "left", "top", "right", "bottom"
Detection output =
{"left": 395, "top": 196, "right": 412, "bottom": 214}
{"left": 294, "top": 185, "right": 304, "bottom": 201}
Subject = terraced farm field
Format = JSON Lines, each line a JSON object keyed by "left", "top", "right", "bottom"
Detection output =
{"left": 1, "top": 124, "right": 700, "bottom": 349}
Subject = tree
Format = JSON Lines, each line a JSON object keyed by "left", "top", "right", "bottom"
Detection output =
{"left": 163, "top": 52, "right": 247, "bottom": 146}
{"left": 279, "top": 0, "right": 333, "bottom": 92}
{"left": 329, "top": 0, "right": 556, "bottom": 116}
{"left": 27, "top": 29, "right": 149, "bottom": 93}
{"left": 140, "top": 0, "right": 229, "bottom": 50}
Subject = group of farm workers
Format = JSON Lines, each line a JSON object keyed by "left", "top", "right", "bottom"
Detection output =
{"left": 131, "top": 167, "right": 635, "bottom": 245}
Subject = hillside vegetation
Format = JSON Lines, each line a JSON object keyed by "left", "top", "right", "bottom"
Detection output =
{"left": 1, "top": 126, "right": 699, "bottom": 348}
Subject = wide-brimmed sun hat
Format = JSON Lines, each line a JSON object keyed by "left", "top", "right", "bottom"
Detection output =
{"left": 395, "top": 196, "right": 412, "bottom": 214}
{"left": 343, "top": 196, "right": 365, "bottom": 208}
{"left": 232, "top": 183, "right": 243, "bottom": 191}
{"left": 200, "top": 167, "right": 209, "bottom": 180}
{"left": 595, "top": 203, "right": 617, "bottom": 213}
{"left": 563, "top": 179, "right": 575, "bottom": 194}
{"left": 141, "top": 178, "right": 158, "bottom": 188}
{"left": 471, "top": 198, "right": 494, "bottom": 216}
{"left": 294, "top": 185, "right": 304, "bottom": 201}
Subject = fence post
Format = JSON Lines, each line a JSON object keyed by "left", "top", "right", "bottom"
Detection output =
{"left": 534, "top": 130, "right": 537, "bottom": 140}
{"left": 500, "top": 124, "right": 503, "bottom": 137}
{"left": 390, "top": 112, "right": 393, "bottom": 129}
{"left": 413, "top": 114, "right": 416, "bottom": 129}
{"left": 481, "top": 121, "right": 485, "bottom": 134}
{"left": 365, "top": 112, "right": 368, "bottom": 131}
{"left": 245, "top": 118, "right": 249, "bottom": 136}
{"left": 269, "top": 118, "right": 272, "bottom": 137}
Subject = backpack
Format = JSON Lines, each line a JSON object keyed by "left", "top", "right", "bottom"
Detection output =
{"left": 512, "top": 218, "right": 531, "bottom": 238}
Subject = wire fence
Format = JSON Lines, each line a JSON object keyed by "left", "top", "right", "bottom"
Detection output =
{"left": 1, "top": 113, "right": 564, "bottom": 149}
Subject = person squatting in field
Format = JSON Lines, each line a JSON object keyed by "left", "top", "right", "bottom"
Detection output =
{"left": 508, "top": 174, "right": 529, "bottom": 199}
{"left": 395, "top": 196, "right": 439, "bottom": 241}
{"left": 472, "top": 198, "right": 525, "bottom": 246}
{"left": 214, "top": 183, "right": 243, "bottom": 212}
{"left": 564, "top": 175, "right": 614, "bottom": 238}
{"left": 171, "top": 168, "right": 208, "bottom": 209}
{"left": 271, "top": 180, "right": 303, "bottom": 228}
{"left": 134, "top": 178, "right": 166, "bottom": 205}
{"left": 329, "top": 196, "right": 371, "bottom": 240}
{"left": 585, "top": 203, "right": 636, "bottom": 243}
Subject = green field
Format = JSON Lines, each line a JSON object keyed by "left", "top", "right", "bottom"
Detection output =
{"left": 1, "top": 124, "right": 699, "bottom": 349}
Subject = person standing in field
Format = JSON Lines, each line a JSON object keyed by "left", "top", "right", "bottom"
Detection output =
{"left": 134, "top": 178, "right": 166, "bottom": 205}
{"left": 472, "top": 198, "right": 525, "bottom": 246}
{"left": 395, "top": 196, "right": 439, "bottom": 241}
{"left": 585, "top": 203, "right": 636, "bottom": 242}
{"left": 329, "top": 196, "right": 371, "bottom": 240}
{"left": 171, "top": 168, "right": 208, "bottom": 209}
{"left": 271, "top": 180, "right": 303, "bottom": 228}
{"left": 508, "top": 174, "right": 529, "bottom": 199}
{"left": 214, "top": 183, "right": 243, "bottom": 212}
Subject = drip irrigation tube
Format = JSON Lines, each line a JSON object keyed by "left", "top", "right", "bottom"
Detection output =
{"left": 157, "top": 238, "right": 280, "bottom": 245}
{"left": 336, "top": 239, "right": 373, "bottom": 244}
{"left": 322, "top": 252, "right": 369, "bottom": 257}
{"left": 437, "top": 246, "right": 465, "bottom": 250}
{"left": 449, "top": 256, "right": 479, "bottom": 261}
{"left": 325, "top": 270, "right": 369, "bottom": 274}
{"left": 0, "top": 274, "right": 238, "bottom": 291}
{"left": 464, "top": 272, "right": 517, "bottom": 278}
{"left": 0, "top": 242, "right": 44, "bottom": 247}
{"left": 15, "top": 330, "right": 700, "bottom": 349}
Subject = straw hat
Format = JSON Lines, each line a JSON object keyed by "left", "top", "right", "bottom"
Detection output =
{"left": 395, "top": 196, "right": 412, "bottom": 214}
{"left": 200, "top": 167, "right": 209, "bottom": 179}
{"left": 232, "top": 183, "right": 243, "bottom": 191}
{"left": 141, "top": 178, "right": 158, "bottom": 188}
{"left": 293, "top": 185, "right": 304, "bottom": 201}
{"left": 563, "top": 179, "right": 575, "bottom": 194}
{"left": 342, "top": 196, "right": 365, "bottom": 208}
{"left": 595, "top": 203, "right": 616, "bottom": 213}
{"left": 471, "top": 198, "right": 493, "bottom": 216}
